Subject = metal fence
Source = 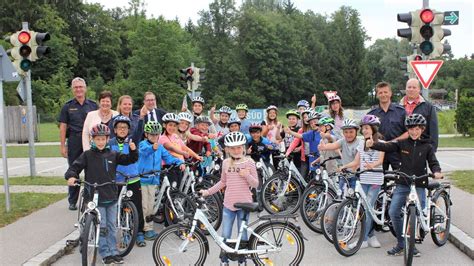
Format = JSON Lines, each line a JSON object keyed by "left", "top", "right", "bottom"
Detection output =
{"left": 4, "top": 105, "right": 38, "bottom": 143}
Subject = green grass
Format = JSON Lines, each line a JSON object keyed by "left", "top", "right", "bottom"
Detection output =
{"left": 0, "top": 193, "right": 67, "bottom": 227}
{"left": 38, "top": 123, "right": 60, "bottom": 142}
{"left": 0, "top": 145, "right": 60, "bottom": 158}
{"left": 438, "top": 110, "right": 458, "bottom": 134}
{"left": 438, "top": 137, "right": 474, "bottom": 148}
{"left": 0, "top": 176, "right": 65, "bottom": 186}
{"left": 448, "top": 170, "right": 474, "bottom": 194}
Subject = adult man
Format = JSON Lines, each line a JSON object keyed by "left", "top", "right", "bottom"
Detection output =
{"left": 135, "top": 91, "right": 166, "bottom": 124}
{"left": 400, "top": 78, "right": 439, "bottom": 151}
{"left": 367, "top": 82, "right": 406, "bottom": 170}
{"left": 58, "top": 77, "right": 98, "bottom": 210}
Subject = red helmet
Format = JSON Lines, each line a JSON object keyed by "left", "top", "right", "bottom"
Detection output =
{"left": 90, "top": 124, "right": 111, "bottom": 137}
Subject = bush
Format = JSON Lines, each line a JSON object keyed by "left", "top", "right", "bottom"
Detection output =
{"left": 455, "top": 96, "right": 474, "bottom": 136}
{"left": 438, "top": 110, "right": 457, "bottom": 134}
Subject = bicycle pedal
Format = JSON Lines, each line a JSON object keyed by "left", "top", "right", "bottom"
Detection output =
{"left": 415, "top": 239, "right": 423, "bottom": 244}
{"left": 74, "top": 223, "right": 79, "bottom": 228}
{"left": 433, "top": 215, "right": 445, "bottom": 224}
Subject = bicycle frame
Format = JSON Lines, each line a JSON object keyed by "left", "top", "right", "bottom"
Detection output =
{"left": 78, "top": 188, "right": 101, "bottom": 250}
{"left": 276, "top": 157, "right": 306, "bottom": 197}
{"left": 179, "top": 209, "right": 280, "bottom": 255}
{"left": 116, "top": 184, "right": 134, "bottom": 231}
{"left": 352, "top": 180, "right": 387, "bottom": 226}
{"left": 152, "top": 175, "right": 181, "bottom": 218}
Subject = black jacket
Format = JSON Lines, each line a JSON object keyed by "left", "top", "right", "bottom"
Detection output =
{"left": 65, "top": 148, "right": 138, "bottom": 204}
{"left": 371, "top": 138, "right": 441, "bottom": 187}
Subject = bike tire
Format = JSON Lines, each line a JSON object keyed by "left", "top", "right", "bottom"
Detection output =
{"left": 117, "top": 201, "right": 139, "bottom": 257}
{"left": 321, "top": 201, "right": 340, "bottom": 243}
{"left": 164, "top": 190, "right": 196, "bottom": 226}
{"left": 430, "top": 191, "right": 451, "bottom": 246}
{"left": 261, "top": 175, "right": 303, "bottom": 215}
{"left": 404, "top": 205, "right": 416, "bottom": 266}
{"left": 77, "top": 189, "right": 85, "bottom": 221}
{"left": 300, "top": 185, "right": 336, "bottom": 233}
{"left": 332, "top": 199, "right": 366, "bottom": 257}
{"left": 81, "top": 213, "right": 98, "bottom": 266}
{"left": 152, "top": 224, "right": 208, "bottom": 265}
{"left": 248, "top": 221, "right": 305, "bottom": 265}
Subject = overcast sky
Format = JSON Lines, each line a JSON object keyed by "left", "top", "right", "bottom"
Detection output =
{"left": 91, "top": 0, "right": 473, "bottom": 58}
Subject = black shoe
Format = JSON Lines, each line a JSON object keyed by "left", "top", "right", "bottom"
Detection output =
{"left": 112, "top": 255, "right": 124, "bottom": 264}
{"left": 387, "top": 246, "right": 404, "bottom": 256}
{"left": 69, "top": 204, "right": 77, "bottom": 211}
{"left": 413, "top": 247, "right": 421, "bottom": 257}
{"left": 102, "top": 256, "right": 115, "bottom": 264}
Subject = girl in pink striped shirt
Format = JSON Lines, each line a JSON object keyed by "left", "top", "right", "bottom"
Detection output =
{"left": 201, "top": 132, "right": 258, "bottom": 265}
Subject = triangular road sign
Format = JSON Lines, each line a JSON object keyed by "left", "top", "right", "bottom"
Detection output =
{"left": 410, "top": 60, "right": 443, "bottom": 89}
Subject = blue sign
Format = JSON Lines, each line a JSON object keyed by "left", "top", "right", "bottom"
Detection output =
{"left": 230, "top": 109, "right": 265, "bottom": 123}
{"left": 21, "top": 116, "right": 27, "bottom": 124}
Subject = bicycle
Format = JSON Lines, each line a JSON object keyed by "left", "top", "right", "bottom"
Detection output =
{"left": 152, "top": 196, "right": 306, "bottom": 265}
{"left": 396, "top": 172, "right": 451, "bottom": 266}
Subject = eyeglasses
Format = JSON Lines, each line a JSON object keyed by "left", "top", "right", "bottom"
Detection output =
{"left": 145, "top": 99, "right": 156, "bottom": 102}
{"left": 116, "top": 126, "right": 129, "bottom": 130}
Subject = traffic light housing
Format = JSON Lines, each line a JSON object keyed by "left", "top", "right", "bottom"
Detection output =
{"left": 419, "top": 9, "right": 435, "bottom": 55}
{"left": 179, "top": 67, "right": 193, "bottom": 90}
{"left": 430, "top": 12, "right": 452, "bottom": 58}
{"left": 397, "top": 10, "right": 423, "bottom": 44}
{"left": 29, "top": 31, "right": 51, "bottom": 61}
{"left": 400, "top": 54, "right": 422, "bottom": 77}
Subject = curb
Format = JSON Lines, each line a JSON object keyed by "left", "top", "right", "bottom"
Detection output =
{"left": 438, "top": 148, "right": 474, "bottom": 151}
{"left": 23, "top": 229, "right": 79, "bottom": 266}
{"left": 449, "top": 224, "right": 474, "bottom": 260}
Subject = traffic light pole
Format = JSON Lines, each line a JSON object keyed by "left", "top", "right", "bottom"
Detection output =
{"left": 24, "top": 71, "right": 36, "bottom": 176}
{"left": 190, "top": 62, "right": 196, "bottom": 99}
{"left": 421, "top": 0, "right": 430, "bottom": 101}
{"left": 0, "top": 69, "right": 11, "bottom": 212}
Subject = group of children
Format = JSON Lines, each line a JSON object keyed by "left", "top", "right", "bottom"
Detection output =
{"left": 65, "top": 93, "right": 443, "bottom": 265}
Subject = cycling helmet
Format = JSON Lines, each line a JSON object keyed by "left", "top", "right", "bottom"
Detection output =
{"left": 192, "top": 96, "right": 205, "bottom": 105}
{"left": 144, "top": 121, "right": 162, "bottom": 134}
{"left": 249, "top": 122, "right": 263, "bottom": 132}
{"left": 90, "top": 124, "right": 111, "bottom": 137}
{"left": 219, "top": 106, "right": 233, "bottom": 115}
{"left": 360, "top": 114, "right": 381, "bottom": 126}
{"left": 112, "top": 115, "right": 131, "bottom": 128}
{"left": 297, "top": 100, "right": 310, "bottom": 108}
{"left": 319, "top": 117, "right": 335, "bottom": 129}
{"left": 195, "top": 116, "right": 212, "bottom": 125}
{"left": 301, "top": 107, "right": 314, "bottom": 116}
{"left": 235, "top": 104, "right": 249, "bottom": 112}
{"left": 285, "top": 109, "right": 300, "bottom": 119}
{"left": 266, "top": 105, "right": 278, "bottom": 112}
{"left": 340, "top": 118, "right": 359, "bottom": 130}
{"left": 328, "top": 95, "right": 341, "bottom": 103}
{"left": 224, "top": 132, "right": 247, "bottom": 147}
{"left": 228, "top": 117, "right": 241, "bottom": 126}
{"left": 162, "top": 113, "right": 180, "bottom": 124}
{"left": 178, "top": 112, "right": 193, "bottom": 123}
{"left": 307, "top": 111, "right": 323, "bottom": 122}
{"left": 405, "top": 113, "right": 427, "bottom": 128}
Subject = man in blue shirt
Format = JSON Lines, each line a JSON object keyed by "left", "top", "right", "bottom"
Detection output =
{"left": 367, "top": 82, "right": 406, "bottom": 170}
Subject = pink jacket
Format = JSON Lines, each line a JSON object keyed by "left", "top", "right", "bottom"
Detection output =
{"left": 285, "top": 128, "right": 306, "bottom": 161}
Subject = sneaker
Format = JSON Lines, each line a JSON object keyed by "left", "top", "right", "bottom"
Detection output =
{"left": 348, "top": 241, "right": 368, "bottom": 249}
{"left": 69, "top": 204, "right": 77, "bottom": 211}
{"left": 368, "top": 236, "right": 381, "bottom": 248}
{"left": 136, "top": 232, "right": 146, "bottom": 247}
{"left": 144, "top": 230, "right": 158, "bottom": 240}
{"left": 220, "top": 262, "right": 229, "bottom": 266}
{"left": 387, "top": 246, "right": 404, "bottom": 256}
{"left": 413, "top": 247, "right": 421, "bottom": 257}
{"left": 102, "top": 256, "right": 115, "bottom": 265}
{"left": 112, "top": 255, "right": 124, "bottom": 264}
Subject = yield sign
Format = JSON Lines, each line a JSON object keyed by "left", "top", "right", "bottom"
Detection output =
{"left": 410, "top": 60, "right": 444, "bottom": 89}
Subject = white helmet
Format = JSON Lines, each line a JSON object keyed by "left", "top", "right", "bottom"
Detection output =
{"left": 192, "top": 96, "right": 205, "bottom": 105}
{"left": 178, "top": 112, "right": 193, "bottom": 123}
{"left": 224, "top": 132, "right": 247, "bottom": 147}
{"left": 307, "top": 111, "right": 323, "bottom": 122}
{"left": 162, "top": 113, "right": 179, "bottom": 123}
{"left": 341, "top": 118, "right": 359, "bottom": 130}
{"left": 219, "top": 106, "right": 233, "bottom": 115}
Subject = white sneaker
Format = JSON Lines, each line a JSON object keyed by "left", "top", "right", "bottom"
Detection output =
{"left": 368, "top": 236, "right": 381, "bottom": 248}
{"left": 348, "top": 241, "right": 368, "bottom": 249}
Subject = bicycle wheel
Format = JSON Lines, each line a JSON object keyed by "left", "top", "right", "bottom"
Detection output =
{"left": 152, "top": 224, "right": 208, "bottom": 265}
{"left": 117, "top": 201, "right": 139, "bottom": 257}
{"left": 431, "top": 191, "right": 451, "bottom": 246}
{"left": 81, "top": 213, "right": 98, "bottom": 266}
{"left": 248, "top": 221, "right": 304, "bottom": 265}
{"left": 332, "top": 199, "right": 366, "bottom": 257}
{"left": 300, "top": 185, "right": 336, "bottom": 233}
{"left": 261, "top": 175, "right": 302, "bottom": 214}
{"left": 321, "top": 201, "right": 340, "bottom": 243}
{"left": 164, "top": 190, "right": 196, "bottom": 226}
{"left": 404, "top": 205, "right": 416, "bottom": 266}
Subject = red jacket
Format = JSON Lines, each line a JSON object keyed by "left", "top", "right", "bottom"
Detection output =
{"left": 187, "top": 128, "right": 211, "bottom": 155}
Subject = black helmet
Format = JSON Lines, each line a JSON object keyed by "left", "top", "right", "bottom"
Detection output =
{"left": 405, "top": 113, "right": 427, "bottom": 128}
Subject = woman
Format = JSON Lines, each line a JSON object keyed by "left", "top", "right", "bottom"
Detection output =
{"left": 82, "top": 91, "right": 119, "bottom": 151}
{"left": 327, "top": 94, "right": 346, "bottom": 140}
{"left": 109, "top": 95, "right": 147, "bottom": 143}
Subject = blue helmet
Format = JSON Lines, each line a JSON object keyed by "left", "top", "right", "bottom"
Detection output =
{"left": 112, "top": 115, "right": 131, "bottom": 128}
{"left": 297, "top": 100, "right": 310, "bottom": 108}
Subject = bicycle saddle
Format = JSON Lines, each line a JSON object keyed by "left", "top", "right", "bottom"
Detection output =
{"left": 427, "top": 182, "right": 441, "bottom": 190}
{"left": 234, "top": 202, "right": 261, "bottom": 212}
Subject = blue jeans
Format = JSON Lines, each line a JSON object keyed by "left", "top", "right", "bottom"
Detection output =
{"left": 361, "top": 184, "right": 381, "bottom": 241}
{"left": 221, "top": 207, "right": 249, "bottom": 263}
{"left": 389, "top": 185, "right": 426, "bottom": 248}
{"left": 339, "top": 175, "right": 356, "bottom": 193}
{"left": 98, "top": 201, "right": 119, "bottom": 258}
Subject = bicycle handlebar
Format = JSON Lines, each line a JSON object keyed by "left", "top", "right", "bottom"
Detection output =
{"left": 75, "top": 180, "right": 122, "bottom": 187}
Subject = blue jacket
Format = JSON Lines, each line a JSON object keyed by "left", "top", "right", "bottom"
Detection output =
{"left": 109, "top": 138, "right": 139, "bottom": 183}
{"left": 138, "top": 140, "right": 183, "bottom": 185}
{"left": 245, "top": 135, "right": 277, "bottom": 162}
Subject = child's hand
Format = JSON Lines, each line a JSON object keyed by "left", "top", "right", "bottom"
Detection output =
{"left": 129, "top": 140, "right": 136, "bottom": 151}
{"left": 153, "top": 142, "right": 158, "bottom": 150}
{"left": 201, "top": 136, "right": 209, "bottom": 142}
{"left": 247, "top": 146, "right": 252, "bottom": 154}
{"left": 179, "top": 164, "right": 186, "bottom": 172}
{"left": 199, "top": 189, "right": 209, "bottom": 197}
{"left": 311, "top": 94, "right": 316, "bottom": 103}
{"left": 283, "top": 126, "right": 291, "bottom": 134}
{"left": 67, "top": 177, "right": 77, "bottom": 186}
{"left": 182, "top": 151, "right": 189, "bottom": 158}
{"left": 210, "top": 105, "right": 216, "bottom": 112}
{"left": 208, "top": 133, "right": 217, "bottom": 139}
{"left": 239, "top": 168, "right": 250, "bottom": 177}
{"left": 364, "top": 162, "right": 374, "bottom": 170}
{"left": 434, "top": 172, "right": 443, "bottom": 179}
{"left": 196, "top": 156, "right": 203, "bottom": 162}
{"left": 318, "top": 141, "right": 326, "bottom": 151}
{"left": 266, "top": 145, "right": 273, "bottom": 150}
{"left": 365, "top": 136, "right": 374, "bottom": 148}
{"left": 205, "top": 151, "right": 211, "bottom": 157}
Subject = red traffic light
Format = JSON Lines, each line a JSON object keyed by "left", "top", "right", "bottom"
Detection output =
{"left": 414, "top": 55, "right": 422, "bottom": 61}
{"left": 420, "top": 9, "right": 434, "bottom": 24}
{"left": 186, "top": 68, "right": 194, "bottom": 75}
{"left": 18, "top": 31, "right": 31, "bottom": 44}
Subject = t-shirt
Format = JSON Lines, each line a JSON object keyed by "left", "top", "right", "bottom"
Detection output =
{"left": 302, "top": 130, "right": 322, "bottom": 169}
{"left": 356, "top": 141, "right": 384, "bottom": 185}
{"left": 159, "top": 133, "right": 187, "bottom": 160}
{"left": 337, "top": 138, "right": 361, "bottom": 166}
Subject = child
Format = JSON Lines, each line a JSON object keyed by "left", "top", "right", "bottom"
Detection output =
{"left": 66, "top": 124, "right": 138, "bottom": 264}
{"left": 312, "top": 116, "right": 338, "bottom": 174}
{"left": 261, "top": 105, "right": 282, "bottom": 143}
{"left": 177, "top": 112, "right": 209, "bottom": 144}
{"left": 366, "top": 113, "right": 443, "bottom": 256}
{"left": 210, "top": 106, "right": 233, "bottom": 137}
{"left": 187, "top": 116, "right": 213, "bottom": 158}
{"left": 278, "top": 109, "right": 302, "bottom": 169}
{"left": 138, "top": 121, "right": 185, "bottom": 241}
{"left": 246, "top": 123, "right": 277, "bottom": 165}
{"left": 108, "top": 115, "right": 147, "bottom": 247}
{"left": 200, "top": 132, "right": 259, "bottom": 266}
{"left": 159, "top": 113, "right": 202, "bottom": 187}
{"left": 340, "top": 115, "right": 385, "bottom": 249}
{"left": 235, "top": 103, "right": 251, "bottom": 134}
{"left": 286, "top": 107, "right": 313, "bottom": 177}
{"left": 217, "top": 117, "right": 242, "bottom": 151}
